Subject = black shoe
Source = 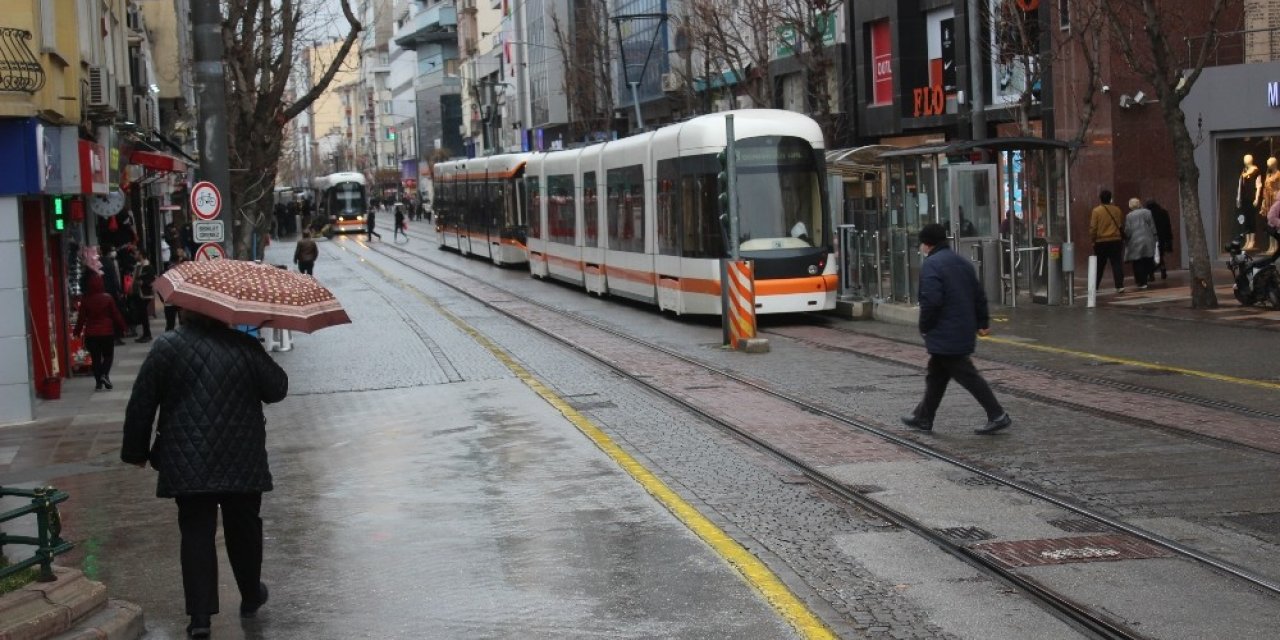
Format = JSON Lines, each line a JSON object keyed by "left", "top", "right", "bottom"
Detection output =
{"left": 240, "top": 582, "right": 268, "bottom": 618}
{"left": 187, "top": 614, "right": 211, "bottom": 638}
{"left": 900, "top": 415, "right": 933, "bottom": 431}
{"left": 135, "top": 335, "right": 151, "bottom": 343}
{"left": 102, "top": 377, "right": 113, "bottom": 390}
{"left": 975, "top": 413, "right": 1012, "bottom": 435}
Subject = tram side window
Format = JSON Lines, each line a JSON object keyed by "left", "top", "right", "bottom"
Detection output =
{"left": 489, "top": 181, "right": 506, "bottom": 231}
{"left": 526, "top": 176, "right": 542, "bottom": 239}
{"left": 547, "top": 174, "right": 576, "bottom": 244}
{"left": 583, "top": 171, "right": 598, "bottom": 248}
{"left": 607, "top": 164, "right": 645, "bottom": 253}
{"left": 656, "top": 159, "right": 680, "bottom": 256}
{"left": 679, "top": 155, "right": 726, "bottom": 259}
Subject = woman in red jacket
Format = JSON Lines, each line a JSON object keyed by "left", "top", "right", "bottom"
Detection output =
{"left": 75, "top": 272, "right": 127, "bottom": 390}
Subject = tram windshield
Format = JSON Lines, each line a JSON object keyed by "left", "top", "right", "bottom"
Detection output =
{"left": 323, "top": 181, "right": 366, "bottom": 217}
{"left": 735, "top": 137, "right": 826, "bottom": 251}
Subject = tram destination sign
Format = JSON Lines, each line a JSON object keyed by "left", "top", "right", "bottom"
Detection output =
{"left": 193, "top": 220, "right": 225, "bottom": 243}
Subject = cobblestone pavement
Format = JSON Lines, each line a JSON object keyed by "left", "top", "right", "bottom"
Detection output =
{"left": 380, "top": 224, "right": 1280, "bottom": 630}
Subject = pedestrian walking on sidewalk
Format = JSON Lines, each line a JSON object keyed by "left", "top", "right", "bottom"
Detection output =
{"left": 294, "top": 230, "right": 319, "bottom": 276}
{"left": 1124, "top": 198, "right": 1157, "bottom": 290}
{"left": 901, "top": 223, "right": 1012, "bottom": 435}
{"left": 162, "top": 249, "right": 188, "bottom": 331}
{"left": 128, "top": 258, "right": 156, "bottom": 342}
{"left": 1090, "top": 189, "right": 1126, "bottom": 293}
{"left": 121, "top": 309, "right": 288, "bottom": 638}
{"left": 1147, "top": 199, "right": 1174, "bottom": 280}
{"left": 393, "top": 204, "right": 408, "bottom": 242}
{"left": 75, "top": 272, "right": 127, "bottom": 391}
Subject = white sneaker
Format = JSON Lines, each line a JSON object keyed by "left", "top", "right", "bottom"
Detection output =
{"left": 1117, "top": 287, "right": 1126, "bottom": 293}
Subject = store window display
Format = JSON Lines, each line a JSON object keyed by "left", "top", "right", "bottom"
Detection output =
{"left": 1263, "top": 157, "right": 1280, "bottom": 252}
{"left": 1238, "top": 154, "right": 1263, "bottom": 250}
{"left": 1216, "top": 138, "right": 1280, "bottom": 253}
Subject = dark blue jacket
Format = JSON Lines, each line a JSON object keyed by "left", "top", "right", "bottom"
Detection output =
{"left": 918, "top": 244, "right": 989, "bottom": 355}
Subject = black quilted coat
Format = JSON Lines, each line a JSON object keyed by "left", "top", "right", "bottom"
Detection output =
{"left": 121, "top": 323, "right": 289, "bottom": 497}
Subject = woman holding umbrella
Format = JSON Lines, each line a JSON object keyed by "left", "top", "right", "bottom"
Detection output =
{"left": 121, "top": 307, "right": 287, "bottom": 638}
{"left": 121, "top": 259, "right": 348, "bottom": 638}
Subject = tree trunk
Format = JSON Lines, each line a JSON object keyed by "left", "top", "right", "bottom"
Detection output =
{"left": 1163, "top": 104, "right": 1218, "bottom": 309}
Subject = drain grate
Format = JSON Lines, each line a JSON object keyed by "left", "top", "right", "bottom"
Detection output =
{"left": 1047, "top": 518, "right": 1114, "bottom": 534}
{"left": 937, "top": 526, "right": 995, "bottom": 542}
{"left": 973, "top": 534, "right": 1173, "bottom": 568}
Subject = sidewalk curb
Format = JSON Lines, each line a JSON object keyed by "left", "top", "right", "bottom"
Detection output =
{"left": 0, "top": 568, "right": 142, "bottom": 640}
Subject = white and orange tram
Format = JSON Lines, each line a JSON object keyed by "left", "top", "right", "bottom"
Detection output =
{"left": 433, "top": 109, "right": 838, "bottom": 315}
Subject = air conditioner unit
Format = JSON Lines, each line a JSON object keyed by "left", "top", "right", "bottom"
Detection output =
{"left": 87, "top": 66, "right": 117, "bottom": 111}
{"left": 661, "top": 73, "right": 683, "bottom": 93}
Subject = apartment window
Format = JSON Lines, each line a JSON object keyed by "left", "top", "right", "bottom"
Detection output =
{"left": 1059, "top": 0, "right": 1070, "bottom": 30}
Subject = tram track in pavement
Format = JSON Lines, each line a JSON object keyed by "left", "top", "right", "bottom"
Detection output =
{"left": 347, "top": 231, "right": 1280, "bottom": 639}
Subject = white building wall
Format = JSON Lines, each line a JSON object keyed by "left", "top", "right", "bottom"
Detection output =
{"left": 0, "top": 198, "right": 34, "bottom": 425}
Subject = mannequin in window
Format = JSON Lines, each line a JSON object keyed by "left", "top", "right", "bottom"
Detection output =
{"left": 1263, "top": 157, "right": 1280, "bottom": 253}
{"left": 1238, "top": 154, "right": 1263, "bottom": 251}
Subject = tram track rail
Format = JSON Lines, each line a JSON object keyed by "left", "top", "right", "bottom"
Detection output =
{"left": 354, "top": 230, "right": 1279, "bottom": 638}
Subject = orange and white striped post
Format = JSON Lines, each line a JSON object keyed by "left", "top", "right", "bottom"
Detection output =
{"left": 721, "top": 259, "right": 757, "bottom": 349}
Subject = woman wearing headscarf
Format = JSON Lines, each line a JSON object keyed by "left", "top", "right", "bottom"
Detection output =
{"left": 1123, "top": 198, "right": 1158, "bottom": 290}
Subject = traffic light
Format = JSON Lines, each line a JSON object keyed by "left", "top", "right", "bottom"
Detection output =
{"left": 387, "top": 127, "right": 397, "bottom": 141}
{"left": 51, "top": 197, "right": 65, "bottom": 232}
{"left": 716, "top": 150, "right": 730, "bottom": 220}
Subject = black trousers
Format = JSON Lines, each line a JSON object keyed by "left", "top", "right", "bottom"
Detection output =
{"left": 914, "top": 354, "right": 1005, "bottom": 422}
{"left": 1094, "top": 241, "right": 1125, "bottom": 289}
{"left": 1131, "top": 257, "right": 1155, "bottom": 286}
{"left": 164, "top": 305, "right": 179, "bottom": 331}
{"left": 175, "top": 493, "right": 264, "bottom": 616}
{"left": 85, "top": 335, "right": 115, "bottom": 382}
{"left": 297, "top": 260, "right": 314, "bottom": 276}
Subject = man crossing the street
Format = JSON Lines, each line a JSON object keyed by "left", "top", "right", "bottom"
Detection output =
{"left": 901, "top": 223, "right": 1012, "bottom": 435}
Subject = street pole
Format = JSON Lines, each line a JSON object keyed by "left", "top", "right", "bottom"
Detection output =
{"left": 726, "top": 115, "right": 738, "bottom": 261}
{"left": 967, "top": 0, "right": 986, "bottom": 141}
{"left": 191, "top": 0, "right": 234, "bottom": 256}
{"left": 628, "top": 81, "right": 644, "bottom": 131}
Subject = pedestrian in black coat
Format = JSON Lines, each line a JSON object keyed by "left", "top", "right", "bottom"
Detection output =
{"left": 902, "top": 223, "right": 1012, "bottom": 435}
{"left": 1146, "top": 199, "right": 1174, "bottom": 280}
{"left": 121, "top": 309, "right": 288, "bottom": 638}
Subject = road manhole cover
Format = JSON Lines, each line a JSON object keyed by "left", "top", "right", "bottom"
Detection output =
{"left": 973, "top": 534, "right": 1173, "bottom": 567}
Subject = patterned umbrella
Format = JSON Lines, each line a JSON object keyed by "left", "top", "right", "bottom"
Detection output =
{"left": 154, "top": 260, "right": 350, "bottom": 333}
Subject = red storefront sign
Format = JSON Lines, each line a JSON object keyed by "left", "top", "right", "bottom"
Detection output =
{"left": 870, "top": 21, "right": 894, "bottom": 106}
{"left": 78, "top": 140, "right": 109, "bottom": 194}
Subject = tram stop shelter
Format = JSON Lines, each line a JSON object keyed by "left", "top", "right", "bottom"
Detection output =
{"left": 836, "top": 138, "right": 1074, "bottom": 308}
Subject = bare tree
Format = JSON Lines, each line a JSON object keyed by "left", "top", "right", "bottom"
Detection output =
{"left": 551, "top": 0, "right": 616, "bottom": 142}
{"left": 222, "top": 0, "right": 362, "bottom": 257}
{"left": 775, "top": 0, "right": 847, "bottom": 142}
{"left": 680, "top": 0, "right": 777, "bottom": 112}
{"left": 1089, "top": 0, "right": 1237, "bottom": 308}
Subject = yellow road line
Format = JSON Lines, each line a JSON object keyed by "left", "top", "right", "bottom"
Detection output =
{"left": 351, "top": 246, "right": 837, "bottom": 640}
{"left": 982, "top": 335, "right": 1280, "bottom": 392}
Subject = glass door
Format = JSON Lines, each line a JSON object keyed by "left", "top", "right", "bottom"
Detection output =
{"left": 948, "top": 164, "right": 1000, "bottom": 304}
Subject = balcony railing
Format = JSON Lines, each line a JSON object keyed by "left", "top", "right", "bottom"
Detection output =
{"left": 1186, "top": 27, "right": 1280, "bottom": 68}
{"left": 0, "top": 28, "right": 46, "bottom": 93}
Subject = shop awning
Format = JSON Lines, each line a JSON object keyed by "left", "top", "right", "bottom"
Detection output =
{"left": 130, "top": 149, "right": 187, "bottom": 173}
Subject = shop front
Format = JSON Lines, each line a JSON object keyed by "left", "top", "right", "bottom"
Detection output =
{"left": 1182, "top": 60, "right": 1280, "bottom": 258}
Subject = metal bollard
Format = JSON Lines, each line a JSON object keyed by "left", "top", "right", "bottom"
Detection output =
{"left": 1086, "top": 255, "right": 1098, "bottom": 308}
{"left": 276, "top": 328, "right": 293, "bottom": 352}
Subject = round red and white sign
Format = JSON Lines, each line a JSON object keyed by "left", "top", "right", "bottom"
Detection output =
{"left": 190, "top": 181, "right": 222, "bottom": 220}
{"left": 194, "top": 243, "right": 225, "bottom": 262}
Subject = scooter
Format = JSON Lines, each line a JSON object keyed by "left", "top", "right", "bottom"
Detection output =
{"left": 1225, "top": 233, "right": 1280, "bottom": 307}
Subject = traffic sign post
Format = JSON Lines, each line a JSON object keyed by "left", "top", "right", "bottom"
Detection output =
{"left": 190, "top": 181, "right": 222, "bottom": 220}
{"left": 193, "top": 220, "right": 225, "bottom": 244}
{"left": 194, "top": 243, "right": 225, "bottom": 261}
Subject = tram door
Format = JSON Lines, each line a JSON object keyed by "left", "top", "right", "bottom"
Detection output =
{"left": 947, "top": 164, "right": 1000, "bottom": 304}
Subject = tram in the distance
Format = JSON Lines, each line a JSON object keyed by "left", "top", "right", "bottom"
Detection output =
{"left": 312, "top": 172, "right": 368, "bottom": 235}
{"left": 433, "top": 109, "right": 837, "bottom": 315}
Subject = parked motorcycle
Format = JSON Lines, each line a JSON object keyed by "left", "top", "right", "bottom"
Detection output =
{"left": 1225, "top": 234, "right": 1280, "bottom": 307}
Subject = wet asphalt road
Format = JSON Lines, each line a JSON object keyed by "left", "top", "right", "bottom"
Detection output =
{"left": 4, "top": 235, "right": 803, "bottom": 639}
